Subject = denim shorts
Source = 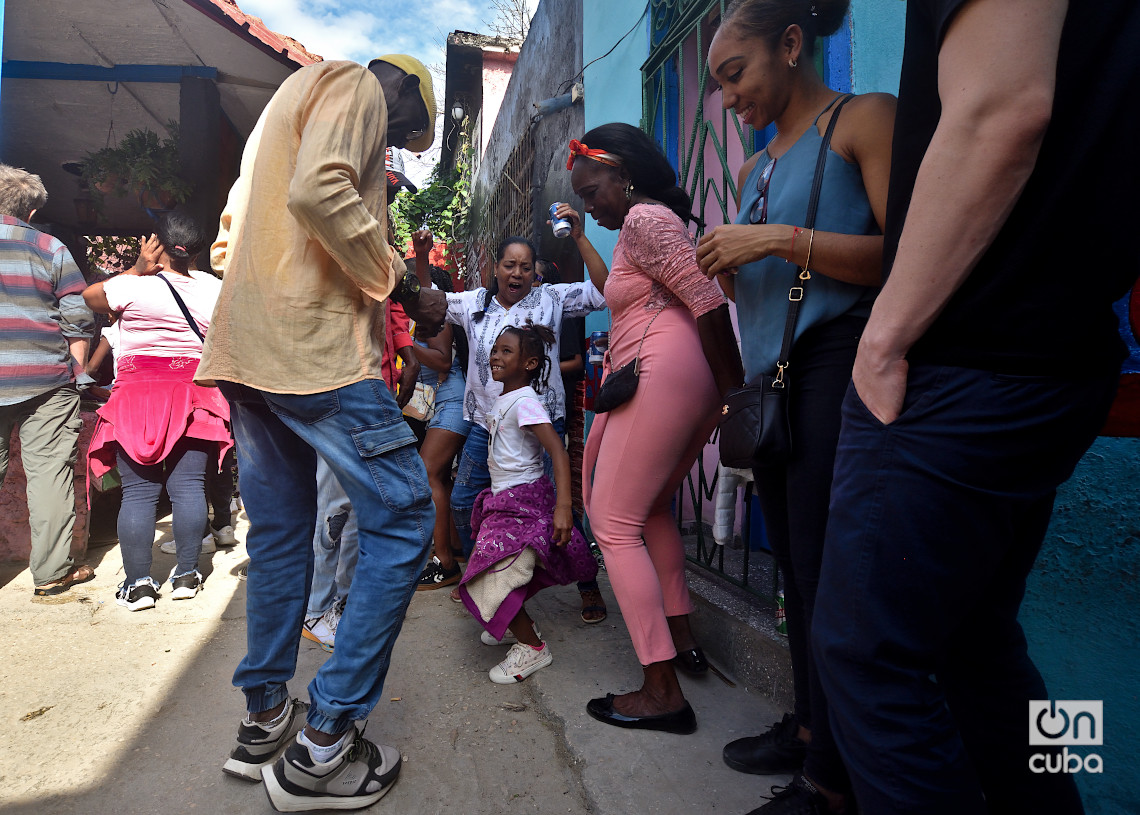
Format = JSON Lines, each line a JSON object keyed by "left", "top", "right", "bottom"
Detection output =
{"left": 425, "top": 367, "right": 472, "bottom": 437}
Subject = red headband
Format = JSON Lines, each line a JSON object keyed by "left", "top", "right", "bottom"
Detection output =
{"left": 566, "top": 139, "right": 622, "bottom": 171}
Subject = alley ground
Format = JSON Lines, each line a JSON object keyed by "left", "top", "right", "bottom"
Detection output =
{"left": 0, "top": 516, "right": 789, "bottom": 815}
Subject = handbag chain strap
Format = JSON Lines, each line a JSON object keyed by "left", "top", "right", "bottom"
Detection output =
{"left": 772, "top": 93, "right": 854, "bottom": 388}
{"left": 610, "top": 297, "right": 671, "bottom": 372}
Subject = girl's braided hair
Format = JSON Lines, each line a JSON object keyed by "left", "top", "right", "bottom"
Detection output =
{"left": 499, "top": 320, "right": 556, "bottom": 393}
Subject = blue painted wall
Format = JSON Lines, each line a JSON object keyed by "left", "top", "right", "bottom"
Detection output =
{"left": 1023, "top": 436, "right": 1140, "bottom": 813}
{"left": 580, "top": 0, "right": 648, "bottom": 347}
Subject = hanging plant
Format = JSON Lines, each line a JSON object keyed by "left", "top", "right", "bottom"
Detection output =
{"left": 80, "top": 122, "right": 194, "bottom": 218}
{"left": 389, "top": 128, "right": 475, "bottom": 275}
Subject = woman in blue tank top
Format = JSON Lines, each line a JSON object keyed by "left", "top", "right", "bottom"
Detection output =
{"left": 696, "top": 1, "right": 895, "bottom": 812}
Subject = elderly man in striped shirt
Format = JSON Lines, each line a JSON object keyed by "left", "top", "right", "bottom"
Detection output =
{"left": 0, "top": 164, "right": 96, "bottom": 598}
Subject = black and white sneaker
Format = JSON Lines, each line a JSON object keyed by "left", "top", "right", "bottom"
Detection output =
{"left": 223, "top": 698, "right": 309, "bottom": 782}
{"left": 415, "top": 556, "right": 460, "bottom": 591}
{"left": 170, "top": 569, "right": 203, "bottom": 600}
{"left": 261, "top": 726, "right": 401, "bottom": 812}
{"left": 116, "top": 578, "right": 160, "bottom": 611}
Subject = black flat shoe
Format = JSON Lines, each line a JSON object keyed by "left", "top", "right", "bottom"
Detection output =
{"left": 673, "top": 647, "right": 708, "bottom": 675}
{"left": 586, "top": 694, "right": 697, "bottom": 734}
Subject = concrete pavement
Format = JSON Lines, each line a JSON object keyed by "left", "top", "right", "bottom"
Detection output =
{"left": 0, "top": 517, "right": 790, "bottom": 815}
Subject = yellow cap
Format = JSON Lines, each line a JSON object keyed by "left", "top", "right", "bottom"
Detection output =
{"left": 372, "top": 54, "right": 436, "bottom": 154}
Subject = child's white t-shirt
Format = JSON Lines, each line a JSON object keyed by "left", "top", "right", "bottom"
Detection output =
{"left": 487, "top": 385, "right": 549, "bottom": 493}
{"left": 102, "top": 270, "right": 221, "bottom": 358}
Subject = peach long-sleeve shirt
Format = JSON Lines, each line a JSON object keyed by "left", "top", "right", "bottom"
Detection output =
{"left": 197, "top": 61, "right": 405, "bottom": 394}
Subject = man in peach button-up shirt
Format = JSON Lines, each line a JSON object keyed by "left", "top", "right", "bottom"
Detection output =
{"left": 201, "top": 55, "right": 446, "bottom": 811}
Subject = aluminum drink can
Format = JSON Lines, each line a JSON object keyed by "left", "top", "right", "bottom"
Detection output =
{"left": 550, "top": 203, "right": 572, "bottom": 238}
{"left": 588, "top": 330, "right": 608, "bottom": 365}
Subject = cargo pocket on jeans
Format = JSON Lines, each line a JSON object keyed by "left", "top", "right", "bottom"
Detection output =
{"left": 350, "top": 421, "right": 431, "bottom": 513}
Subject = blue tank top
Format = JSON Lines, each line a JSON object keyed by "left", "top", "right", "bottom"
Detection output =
{"left": 734, "top": 100, "right": 879, "bottom": 380}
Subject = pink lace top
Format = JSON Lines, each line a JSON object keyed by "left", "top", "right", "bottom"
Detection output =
{"left": 606, "top": 204, "right": 725, "bottom": 325}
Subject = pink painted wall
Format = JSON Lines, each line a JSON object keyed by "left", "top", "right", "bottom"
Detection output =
{"left": 480, "top": 51, "right": 518, "bottom": 159}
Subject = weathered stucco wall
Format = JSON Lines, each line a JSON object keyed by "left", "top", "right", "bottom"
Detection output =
{"left": 1, "top": 410, "right": 94, "bottom": 563}
{"left": 1023, "top": 435, "right": 1140, "bottom": 812}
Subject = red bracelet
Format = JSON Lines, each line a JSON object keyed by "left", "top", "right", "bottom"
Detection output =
{"left": 790, "top": 227, "right": 803, "bottom": 262}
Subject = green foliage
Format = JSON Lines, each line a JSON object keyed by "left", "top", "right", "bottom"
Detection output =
{"left": 389, "top": 130, "right": 475, "bottom": 275}
{"left": 81, "top": 123, "right": 194, "bottom": 217}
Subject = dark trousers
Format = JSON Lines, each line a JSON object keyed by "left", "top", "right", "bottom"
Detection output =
{"left": 814, "top": 363, "right": 1117, "bottom": 814}
{"left": 117, "top": 438, "right": 210, "bottom": 583}
{"left": 206, "top": 447, "right": 236, "bottom": 529}
{"left": 752, "top": 314, "right": 863, "bottom": 793}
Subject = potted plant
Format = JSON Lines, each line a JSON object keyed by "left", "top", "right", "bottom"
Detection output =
{"left": 81, "top": 122, "right": 194, "bottom": 217}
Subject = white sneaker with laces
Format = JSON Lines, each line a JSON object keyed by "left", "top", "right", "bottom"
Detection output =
{"left": 489, "top": 641, "right": 552, "bottom": 684}
{"left": 480, "top": 623, "right": 541, "bottom": 646}
{"left": 301, "top": 603, "right": 342, "bottom": 652}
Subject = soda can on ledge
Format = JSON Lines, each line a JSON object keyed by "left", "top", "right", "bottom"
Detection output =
{"left": 587, "top": 330, "right": 609, "bottom": 365}
{"left": 549, "top": 203, "right": 572, "bottom": 238}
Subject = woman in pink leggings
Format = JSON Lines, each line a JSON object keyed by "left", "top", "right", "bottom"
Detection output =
{"left": 560, "top": 124, "right": 742, "bottom": 734}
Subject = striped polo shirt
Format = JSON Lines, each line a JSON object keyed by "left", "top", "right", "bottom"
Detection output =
{"left": 0, "top": 215, "right": 94, "bottom": 406}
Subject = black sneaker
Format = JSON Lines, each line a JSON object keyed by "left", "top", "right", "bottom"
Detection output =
{"left": 222, "top": 698, "right": 309, "bottom": 781}
{"left": 116, "top": 578, "right": 160, "bottom": 611}
{"left": 415, "top": 556, "right": 461, "bottom": 591}
{"left": 261, "top": 727, "right": 401, "bottom": 811}
{"left": 170, "top": 569, "right": 203, "bottom": 600}
{"left": 746, "top": 775, "right": 829, "bottom": 815}
{"left": 724, "top": 712, "right": 807, "bottom": 775}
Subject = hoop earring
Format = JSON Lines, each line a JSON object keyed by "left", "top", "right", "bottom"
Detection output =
{"left": 789, "top": 59, "right": 798, "bottom": 68}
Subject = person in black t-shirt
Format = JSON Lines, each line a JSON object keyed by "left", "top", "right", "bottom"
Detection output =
{"left": 812, "top": 2, "right": 1139, "bottom": 814}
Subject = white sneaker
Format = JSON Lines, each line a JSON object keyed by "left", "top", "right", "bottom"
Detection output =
{"left": 480, "top": 623, "right": 541, "bottom": 646}
{"left": 489, "top": 641, "right": 552, "bottom": 684}
{"left": 159, "top": 535, "right": 213, "bottom": 555}
{"left": 301, "top": 603, "right": 342, "bottom": 652}
{"left": 230, "top": 496, "right": 241, "bottom": 515}
{"left": 210, "top": 525, "right": 238, "bottom": 547}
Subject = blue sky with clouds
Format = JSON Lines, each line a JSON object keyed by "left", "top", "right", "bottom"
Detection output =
{"left": 236, "top": 0, "right": 537, "bottom": 178}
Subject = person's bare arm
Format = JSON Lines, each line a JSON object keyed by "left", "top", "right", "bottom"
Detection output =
{"left": 530, "top": 422, "right": 574, "bottom": 545}
{"left": 556, "top": 204, "right": 610, "bottom": 294}
{"left": 560, "top": 353, "right": 583, "bottom": 375}
{"left": 413, "top": 323, "right": 455, "bottom": 374}
{"left": 697, "top": 304, "right": 744, "bottom": 396}
{"left": 86, "top": 336, "right": 112, "bottom": 379}
{"left": 854, "top": 0, "right": 1067, "bottom": 424}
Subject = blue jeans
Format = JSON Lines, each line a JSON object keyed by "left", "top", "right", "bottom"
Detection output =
{"left": 220, "top": 379, "right": 433, "bottom": 735}
{"left": 306, "top": 455, "right": 359, "bottom": 619}
{"left": 451, "top": 424, "right": 491, "bottom": 558}
{"left": 117, "top": 438, "right": 210, "bottom": 583}
{"left": 814, "top": 364, "right": 1116, "bottom": 814}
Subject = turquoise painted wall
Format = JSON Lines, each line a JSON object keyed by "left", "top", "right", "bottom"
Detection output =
{"left": 580, "top": 0, "right": 649, "bottom": 343}
{"left": 1024, "top": 436, "right": 1140, "bottom": 813}
{"left": 849, "top": 0, "right": 906, "bottom": 94}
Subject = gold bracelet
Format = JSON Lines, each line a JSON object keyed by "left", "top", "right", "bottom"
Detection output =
{"left": 801, "top": 228, "right": 816, "bottom": 280}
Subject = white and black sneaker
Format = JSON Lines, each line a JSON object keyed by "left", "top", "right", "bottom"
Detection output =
{"left": 223, "top": 698, "right": 310, "bottom": 782}
{"left": 261, "top": 726, "right": 401, "bottom": 812}
{"left": 170, "top": 569, "right": 203, "bottom": 600}
{"left": 116, "top": 577, "right": 160, "bottom": 611}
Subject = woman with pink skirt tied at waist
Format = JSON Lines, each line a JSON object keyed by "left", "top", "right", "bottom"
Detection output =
{"left": 558, "top": 124, "right": 743, "bottom": 734}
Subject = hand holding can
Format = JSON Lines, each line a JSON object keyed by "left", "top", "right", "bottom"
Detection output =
{"left": 549, "top": 203, "right": 572, "bottom": 238}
